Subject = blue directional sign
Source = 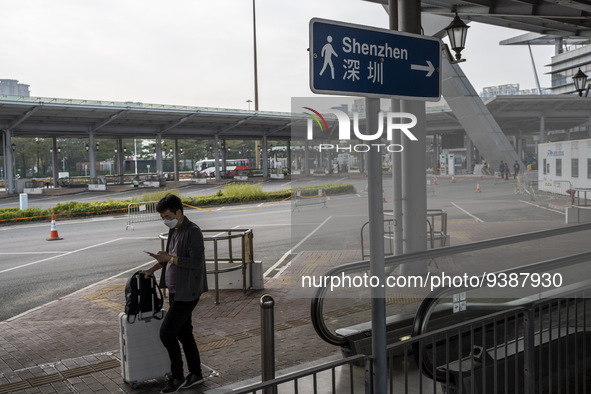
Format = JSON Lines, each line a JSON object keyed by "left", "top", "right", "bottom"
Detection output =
{"left": 310, "top": 18, "right": 441, "bottom": 101}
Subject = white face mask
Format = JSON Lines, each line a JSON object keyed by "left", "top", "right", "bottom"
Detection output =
{"left": 163, "top": 218, "right": 178, "bottom": 229}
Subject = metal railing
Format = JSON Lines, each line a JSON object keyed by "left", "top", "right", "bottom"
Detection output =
{"left": 360, "top": 210, "right": 448, "bottom": 259}
{"left": 427, "top": 209, "right": 448, "bottom": 248}
{"left": 231, "top": 354, "right": 367, "bottom": 394}
{"left": 411, "top": 277, "right": 591, "bottom": 394}
{"left": 360, "top": 219, "right": 396, "bottom": 260}
{"left": 574, "top": 188, "right": 591, "bottom": 207}
{"left": 126, "top": 201, "right": 159, "bottom": 230}
{"left": 160, "top": 228, "right": 255, "bottom": 304}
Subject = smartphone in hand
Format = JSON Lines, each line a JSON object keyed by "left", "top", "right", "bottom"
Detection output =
{"left": 144, "top": 250, "right": 155, "bottom": 256}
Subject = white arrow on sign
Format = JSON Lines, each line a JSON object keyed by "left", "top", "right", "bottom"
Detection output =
{"left": 410, "top": 60, "right": 435, "bottom": 77}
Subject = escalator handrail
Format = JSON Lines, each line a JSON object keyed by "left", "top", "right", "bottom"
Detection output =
{"left": 411, "top": 250, "right": 591, "bottom": 382}
{"left": 311, "top": 222, "right": 591, "bottom": 347}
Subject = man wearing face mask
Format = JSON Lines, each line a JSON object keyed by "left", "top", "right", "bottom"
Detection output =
{"left": 143, "top": 193, "right": 208, "bottom": 393}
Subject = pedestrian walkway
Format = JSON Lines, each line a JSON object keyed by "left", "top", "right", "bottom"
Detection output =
{"left": 0, "top": 214, "right": 578, "bottom": 393}
{"left": 0, "top": 250, "right": 358, "bottom": 394}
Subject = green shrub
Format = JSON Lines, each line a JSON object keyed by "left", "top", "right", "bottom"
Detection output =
{"left": 222, "top": 183, "right": 265, "bottom": 200}
{"left": 131, "top": 189, "right": 180, "bottom": 203}
{"left": 0, "top": 183, "right": 355, "bottom": 224}
{"left": 294, "top": 183, "right": 356, "bottom": 196}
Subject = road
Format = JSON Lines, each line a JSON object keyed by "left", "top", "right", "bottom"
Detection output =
{"left": 0, "top": 175, "right": 567, "bottom": 321}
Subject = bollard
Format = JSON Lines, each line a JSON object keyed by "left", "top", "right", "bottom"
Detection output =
{"left": 19, "top": 193, "right": 28, "bottom": 210}
{"left": 260, "top": 294, "right": 276, "bottom": 394}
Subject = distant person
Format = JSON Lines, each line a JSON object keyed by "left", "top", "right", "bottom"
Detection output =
{"left": 499, "top": 161, "right": 506, "bottom": 179}
{"left": 513, "top": 161, "right": 520, "bottom": 179}
{"left": 143, "top": 194, "right": 208, "bottom": 393}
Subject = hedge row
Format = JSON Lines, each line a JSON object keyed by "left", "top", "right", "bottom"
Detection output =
{"left": 0, "top": 183, "right": 355, "bottom": 224}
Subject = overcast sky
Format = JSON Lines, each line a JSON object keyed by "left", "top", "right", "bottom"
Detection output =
{"left": 2, "top": 0, "right": 555, "bottom": 112}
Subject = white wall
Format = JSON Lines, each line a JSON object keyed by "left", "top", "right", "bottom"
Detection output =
{"left": 538, "top": 139, "right": 591, "bottom": 194}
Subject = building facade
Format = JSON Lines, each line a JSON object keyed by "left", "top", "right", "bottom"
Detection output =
{"left": 548, "top": 41, "right": 591, "bottom": 95}
{"left": 0, "top": 79, "right": 30, "bottom": 97}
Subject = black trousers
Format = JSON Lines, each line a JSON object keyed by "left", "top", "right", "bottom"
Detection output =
{"left": 160, "top": 293, "right": 201, "bottom": 380}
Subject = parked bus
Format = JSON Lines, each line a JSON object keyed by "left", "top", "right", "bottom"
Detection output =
{"left": 194, "top": 159, "right": 252, "bottom": 177}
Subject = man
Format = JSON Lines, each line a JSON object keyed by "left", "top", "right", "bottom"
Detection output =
{"left": 499, "top": 161, "right": 506, "bottom": 179}
{"left": 143, "top": 194, "right": 208, "bottom": 393}
{"left": 513, "top": 160, "right": 520, "bottom": 179}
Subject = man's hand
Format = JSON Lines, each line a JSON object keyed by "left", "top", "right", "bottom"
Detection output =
{"left": 153, "top": 251, "right": 173, "bottom": 264}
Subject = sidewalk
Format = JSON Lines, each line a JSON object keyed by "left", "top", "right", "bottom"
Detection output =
{"left": 0, "top": 252, "right": 353, "bottom": 394}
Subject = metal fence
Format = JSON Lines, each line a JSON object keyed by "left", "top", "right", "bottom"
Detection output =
{"left": 126, "top": 201, "right": 159, "bottom": 230}
{"left": 292, "top": 188, "right": 327, "bottom": 211}
{"left": 514, "top": 171, "right": 573, "bottom": 202}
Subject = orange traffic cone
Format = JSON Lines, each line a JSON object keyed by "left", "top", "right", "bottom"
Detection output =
{"left": 451, "top": 176, "right": 456, "bottom": 183}
{"left": 475, "top": 182, "right": 482, "bottom": 193}
{"left": 47, "top": 214, "right": 63, "bottom": 241}
{"left": 433, "top": 177, "right": 437, "bottom": 185}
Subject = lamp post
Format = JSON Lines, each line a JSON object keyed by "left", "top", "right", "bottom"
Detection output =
{"left": 10, "top": 143, "right": 17, "bottom": 180}
{"left": 246, "top": 99, "right": 252, "bottom": 111}
{"left": 572, "top": 68, "right": 589, "bottom": 97}
{"left": 444, "top": 13, "right": 470, "bottom": 62}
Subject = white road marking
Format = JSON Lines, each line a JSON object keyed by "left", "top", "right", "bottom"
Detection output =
{"left": 1, "top": 238, "right": 124, "bottom": 274}
{"left": 263, "top": 216, "right": 332, "bottom": 278}
{"left": 519, "top": 200, "right": 565, "bottom": 214}
{"left": 451, "top": 202, "right": 485, "bottom": 223}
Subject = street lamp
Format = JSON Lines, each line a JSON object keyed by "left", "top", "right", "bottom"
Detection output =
{"left": 85, "top": 144, "right": 89, "bottom": 151}
{"left": 246, "top": 99, "right": 252, "bottom": 110}
{"left": 11, "top": 143, "right": 16, "bottom": 152}
{"left": 572, "top": 68, "right": 589, "bottom": 97}
{"left": 444, "top": 13, "right": 470, "bottom": 62}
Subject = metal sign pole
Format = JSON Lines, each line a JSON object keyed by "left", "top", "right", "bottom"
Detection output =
{"left": 366, "top": 97, "right": 387, "bottom": 393}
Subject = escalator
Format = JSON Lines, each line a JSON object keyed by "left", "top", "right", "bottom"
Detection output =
{"left": 310, "top": 223, "right": 591, "bottom": 384}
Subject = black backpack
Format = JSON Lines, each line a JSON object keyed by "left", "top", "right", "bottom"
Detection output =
{"left": 124, "top": 271, "right": 164, "bottom": 323}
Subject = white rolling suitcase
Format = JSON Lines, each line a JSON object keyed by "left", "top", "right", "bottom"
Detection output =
{"left": 118, "top": 310, "right": 170, "bottom": 388}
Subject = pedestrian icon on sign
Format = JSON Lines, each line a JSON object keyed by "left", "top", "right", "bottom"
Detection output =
{"left": 319, "top": 35, "right": 338, "bottom": 79}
